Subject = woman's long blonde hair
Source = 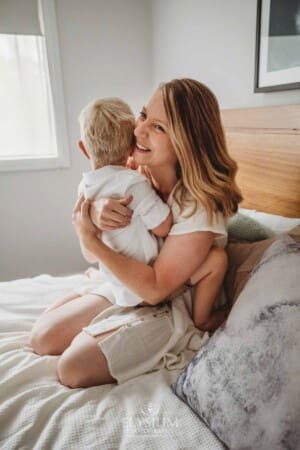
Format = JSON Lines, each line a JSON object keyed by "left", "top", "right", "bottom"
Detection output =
{"left": 160, "top": 78, "right": 243, "bottom": 222}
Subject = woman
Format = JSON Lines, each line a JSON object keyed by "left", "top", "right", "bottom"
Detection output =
{"left": 30, "top": 78, "right": 242, "bottom": 388}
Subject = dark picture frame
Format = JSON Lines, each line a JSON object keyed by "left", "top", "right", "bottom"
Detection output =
{"left": 254, "top": 0, "right": 300, "bottom": 92}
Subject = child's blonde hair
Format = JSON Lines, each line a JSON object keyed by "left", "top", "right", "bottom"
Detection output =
{"left": 78, "top": 97, "right": 135, "bottom": 166}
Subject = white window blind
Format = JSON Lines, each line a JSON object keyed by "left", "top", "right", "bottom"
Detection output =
{"left": 0, "top": 0, "right": 42, "bottom": 36}
{"left": 0, "top": 0, "right": 69, "bottom": 172}
{"left": 0, "top": 34, "right": 57, "bottom": 160}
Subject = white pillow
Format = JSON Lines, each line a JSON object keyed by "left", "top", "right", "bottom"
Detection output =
{"left": 174, "top": 234, "right": 300, "bottom": 450}
{"left": 239, "top": 208, "right": 300, "bottom": 235}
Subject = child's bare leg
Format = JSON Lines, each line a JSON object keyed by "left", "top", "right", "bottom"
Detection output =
{"left": 190, "top": 246, "right": 228, "bottom": 332}
{"left": 29, "top": 294, "right": 111, "bottom": 356}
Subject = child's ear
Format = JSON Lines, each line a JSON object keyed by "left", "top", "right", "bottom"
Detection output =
{"left": 78, "top": 140, "right": 90, "bottom": 159}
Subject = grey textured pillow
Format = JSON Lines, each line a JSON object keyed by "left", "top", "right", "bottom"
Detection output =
{"left": 174, "top": 234, "right": 300, "bottom": 450}
{"left": 228, "top": 213, "right": 274, "bottom": 242}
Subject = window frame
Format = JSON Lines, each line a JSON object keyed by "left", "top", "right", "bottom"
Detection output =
{"left": 0, "top": 0, "right": 70, "bottom": 172}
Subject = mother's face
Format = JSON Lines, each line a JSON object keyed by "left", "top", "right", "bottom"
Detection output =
{"left": 133, "top": 90, "right": 177, "bottom": 170}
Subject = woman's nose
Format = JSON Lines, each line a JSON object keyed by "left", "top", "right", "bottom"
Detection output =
{"left": 134, "top": 120, "right": 147, "bottom": 138}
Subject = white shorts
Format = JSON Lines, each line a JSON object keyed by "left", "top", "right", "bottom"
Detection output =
{"left": 81, "top": 292, "right": 207, "bottom": 384}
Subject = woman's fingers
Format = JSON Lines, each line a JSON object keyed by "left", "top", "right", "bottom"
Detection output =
{"left": 81, "top": 199, "right": 91, "bottom": 217}
{"left": 126, "top": 156, "right": 137, "bottom": 170}
{"left": 90, "top": 202, "right": 127, "bottom": 229}
{"left": 119, "top": 195, "right": 133, "bottom": 212}
{"left": 73, "top": 193, "right": 84, "bottom": 214}
{"left": 106, "top": 197, "right": 133, "bottom": 218}
{"left": 99, "top": 213, "right": 130, "bottom": 230}
{"left": 90, "top": 196, "right": 133, "bottom": 231}
{"left": 104, "top": 209, "right": 130, "bottom": 224}
{"left": 101, "top": 222, "right": 127, "bottom": 231}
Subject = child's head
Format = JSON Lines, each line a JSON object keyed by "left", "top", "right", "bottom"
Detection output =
{"left": 78, "top": 97, "right": 135, "bottom": 167}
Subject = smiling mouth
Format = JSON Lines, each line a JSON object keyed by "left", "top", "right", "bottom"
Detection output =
{"left": 136, "top": 143, "right": 151, "bottom": 152}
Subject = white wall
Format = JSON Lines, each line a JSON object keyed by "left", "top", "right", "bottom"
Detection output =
{"left": 0, "top": 0, "right": 152, "bottom": 281}
{"left": 152, "top": 0, "right": 300, "bottom": 109}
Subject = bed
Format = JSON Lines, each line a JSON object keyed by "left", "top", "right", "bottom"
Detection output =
{"left": 0, "top": 105, "right": 299, "bottom": 450}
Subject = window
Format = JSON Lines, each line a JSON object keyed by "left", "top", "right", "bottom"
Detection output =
{"left": 0, "top": 0, "right": 69, "bottom": 171}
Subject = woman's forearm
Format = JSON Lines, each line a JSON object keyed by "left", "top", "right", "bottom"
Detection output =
{"left": 83, "top": 236, "right": 167, "bottom": 305}
{"left": 79, "top": 239, "right": 98, "bottom": 264}
{"left": 82, "top": 230, "right": 213, "bottom": 306}
{"left": 72, "top": 197, "right": 213, "bottom": 305}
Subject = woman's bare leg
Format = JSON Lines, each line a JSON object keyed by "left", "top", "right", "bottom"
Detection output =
{"left": 29, "top": 294, "right": 111, "bottom": 356}
{"left": 57, "top": 329, "right": 119, "bottom": 388}
{"left": 190, "top": 246, "right": 228, "bottom": 332}
{"left": 44, "top": 293, "right": 79, "bottom": 313}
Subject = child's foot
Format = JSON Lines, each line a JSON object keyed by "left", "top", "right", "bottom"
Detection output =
{"left": 197, "top": 304, "right": 232, "bottom": 334}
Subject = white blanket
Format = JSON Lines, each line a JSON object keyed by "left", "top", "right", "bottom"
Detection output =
{"left": 0, "top": 274, "right": 224, "bottom": 450}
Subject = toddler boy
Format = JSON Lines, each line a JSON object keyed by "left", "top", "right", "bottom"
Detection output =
{"left": 76, "top": 97, "right": 172, "bottom": 307}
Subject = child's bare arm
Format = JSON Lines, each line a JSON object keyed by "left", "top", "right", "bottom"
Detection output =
{"left": 151, "top": 212, "right": 173, "bottom": 238}
{"left": 191, "top": 246, "right": 228, "bottom": 332}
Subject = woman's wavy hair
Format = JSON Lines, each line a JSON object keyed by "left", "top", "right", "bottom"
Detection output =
{"left": 159, "top": 78, "right": 243, "bottom": 222}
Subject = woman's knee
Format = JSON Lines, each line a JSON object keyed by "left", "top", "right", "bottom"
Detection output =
{"left": 57, "top": 351, "right": 98, "bottom": 389}
{"left": 56, "top": 351, "right": 81, "bottom": 388}
{"left": 56, "top": 333, "right": 115, "bottom": 388}
{"left": 29, "top": 320, "right": 65, "bottom": 356}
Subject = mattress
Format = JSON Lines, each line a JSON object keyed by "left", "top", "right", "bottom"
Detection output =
{"left": 0, "top": 273, "right": 225, "bottom": 450}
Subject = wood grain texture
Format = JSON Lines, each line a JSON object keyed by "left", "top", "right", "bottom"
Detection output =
{"left": 221, "top": 105, "right": 300, "bottom": 218}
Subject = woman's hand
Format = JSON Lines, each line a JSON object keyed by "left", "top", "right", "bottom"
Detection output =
{"left": 90, "top": 196, "right": 133, "bottom": 231}
{"left": 72, "top": 195, "right": 99, "bottom": 247}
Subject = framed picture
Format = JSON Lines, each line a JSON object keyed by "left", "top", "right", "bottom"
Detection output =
{"left": 254, "top": 0, "right": 300, "bottom": 92}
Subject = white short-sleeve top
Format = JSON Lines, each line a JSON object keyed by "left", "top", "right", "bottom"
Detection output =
{"left": 77, "top": 165, "right": 171, "bottom": 307}
{"left": 167, "top": 189, "right": 228, "bottom": 248}
{"left": 78, "top": 166, "right": 170, "bottom": 265}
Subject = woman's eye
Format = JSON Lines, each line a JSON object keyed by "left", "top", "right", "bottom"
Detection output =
{"left": 154, "top": 124, "right": 165, "bottom": 132}
{"left": 139, "top": 111, "right": 146, "bottom": 120}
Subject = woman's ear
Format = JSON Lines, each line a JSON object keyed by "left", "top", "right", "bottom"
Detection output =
{"left": 78, "top": 140, "right": 90, "bottom": 159}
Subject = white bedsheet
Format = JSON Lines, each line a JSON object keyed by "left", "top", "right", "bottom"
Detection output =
{"left": 0, "top": 274, "right": 225, "bottom": 450}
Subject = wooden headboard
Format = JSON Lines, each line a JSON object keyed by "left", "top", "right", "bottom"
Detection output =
{"left": 221, "top": 105, "right": 300, "bottom": 218}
